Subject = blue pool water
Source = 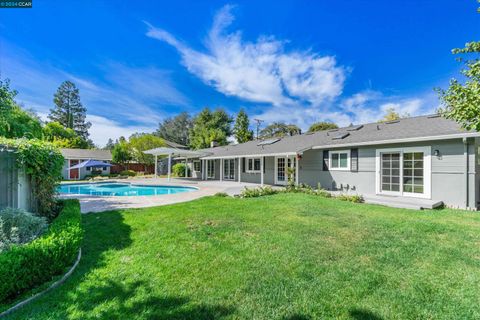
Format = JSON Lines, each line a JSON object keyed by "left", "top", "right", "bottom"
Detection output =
{"left": 58, "top": 183, "right": 197, "bottom": 196}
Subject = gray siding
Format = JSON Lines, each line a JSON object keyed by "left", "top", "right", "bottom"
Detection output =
{"left": 298, "top": 138, "right": 478, "bottom": 209}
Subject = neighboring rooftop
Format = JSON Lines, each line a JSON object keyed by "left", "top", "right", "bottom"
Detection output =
{"left": 61, "top": 148, "right": 112, "bottom": 160}
{"left": 201, "top": 115, "right": 478, "bottom": 159}
{"left": 163, "top": 139, "right": 188, "bottom": 149}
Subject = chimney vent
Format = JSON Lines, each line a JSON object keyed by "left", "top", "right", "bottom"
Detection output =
{"left": 210, "top": 141, "right": 219, "bottom": 148}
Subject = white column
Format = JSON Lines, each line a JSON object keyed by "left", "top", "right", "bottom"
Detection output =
{"left": 206, "top": 160, "right": 208, "bottom": 180}
{"left": 260, "top": 156, "right": 264, "bottom": 186}
{"left": 295, "top": 156, "right": 299, "bottom": 185}
{"left": 167, "top": 153, "right": 172, "bottom": 181}
{"left": 238, "top": 158, "right": 241, "bottom": 183}
{"left": 185, "top": 157, "right": 188, "bottom": 177}
{"left": 220, "top": 159, "right": 223, "bottom": 181}
{"left": 154, "top": 155, "right": 158, "bottom": 178}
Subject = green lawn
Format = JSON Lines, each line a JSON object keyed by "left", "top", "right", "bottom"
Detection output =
{"left": 5, "top": 194, "right": 480, "bottom": 319}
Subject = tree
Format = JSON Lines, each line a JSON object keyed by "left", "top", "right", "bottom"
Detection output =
{"left": 308, "top": 121, "right": 338, "bottom": 133}
{"left": 0, "top": 79, "right": 43, "bottom": 139}
{"left": 156, "top": 112, "right": 193, "bottom": 146}
{"left": 260, "top": 122, "right": 301, "bottom": 138}
{"left": 42, "top": 121, "right": 89, "bottom": 148}
{"left": 128, "top": 133, "right": 166, "bottom": 170}
{"left": 104, "top": 138, "right": 115, "bottom": 150}
{"left": 378, "top": 107, "right": 409, "bottom": 122}
{"left": 437, "top": 41, "right": 480, "bottom": 130}
{"left": 49, "top": 81, "right": 91, "bottom": 139}
{"left": 112, "top": 140, "right": 132, "bottom": 170}
{"left": 233, "top": 108, "right": 254, "bottom": 143}
{"left": 189, "top": 108, "right": 233, "bottom": 149}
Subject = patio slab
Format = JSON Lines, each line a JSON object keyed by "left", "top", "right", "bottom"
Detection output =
{"left": 59, "top": 178, "right": 262, "bottom": 213}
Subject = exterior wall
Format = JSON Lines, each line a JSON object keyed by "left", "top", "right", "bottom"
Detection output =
{"left": 298, "top": 139, "right": 478, "bottom": 209}
{"left": 0, "top": 151, "right": 33, "bottom": 212}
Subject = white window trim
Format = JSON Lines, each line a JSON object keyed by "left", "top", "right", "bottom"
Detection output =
{"left": 329, "top": 150, "right": 351, "bottom": 171}
{"left": 246, "top": 157, "right": 262, "bottom": 174}
{"left": 375, "top": 146, "right": 431, "bottom": 199}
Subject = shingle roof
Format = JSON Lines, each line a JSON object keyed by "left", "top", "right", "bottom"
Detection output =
{"left": 200, "top": 115, "right": 478, "bottom": 159}
{"left": 164, "top": 140, "right": 187, "bottom": 149}
{"left": 61, "top": 148, "right": 112, "bottom": 160}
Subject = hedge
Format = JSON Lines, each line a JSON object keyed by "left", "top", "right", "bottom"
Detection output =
{"left": 0, "top": 199, "right": 82, "bottom": 304}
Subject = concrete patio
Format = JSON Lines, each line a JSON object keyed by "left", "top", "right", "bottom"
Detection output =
{"left": 60, "top": 178, "right": 262, "bottom": 213}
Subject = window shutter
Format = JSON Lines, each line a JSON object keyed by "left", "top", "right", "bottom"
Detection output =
{"left": 242, "top": 158, "right": 245, "bottom": 173}
{"left": 351, "top": 148, "right": 358, "bottom": 172}
{"left": 323, "top": 150, "right": 329, "bottom": 171}
{"left": 263, "top": 157, "right": 266, "bottom": 173}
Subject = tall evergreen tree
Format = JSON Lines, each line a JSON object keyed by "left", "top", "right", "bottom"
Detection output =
{"left": 233, "top": 108, "right": 254, "bottom": 143}
{"left": 49, "top": 81, "right": 91, "bottom": 139}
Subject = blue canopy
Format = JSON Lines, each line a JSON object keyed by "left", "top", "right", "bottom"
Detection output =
{"left": 68, "top": 159, "right": 113, "bottom": 170}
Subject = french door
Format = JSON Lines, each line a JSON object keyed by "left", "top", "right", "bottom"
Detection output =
{"left": 377, "top": 147, "right": 431, "bottom": 198}
{"left": 223, "top": 159, "right": 235, "bottom": 180}
{"left": 275, "top": 156, "right": 295, "bottom": 185}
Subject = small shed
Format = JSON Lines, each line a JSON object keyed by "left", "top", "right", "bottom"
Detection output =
{"left": 0, "top": 149, "right": 33, "bottom": 211}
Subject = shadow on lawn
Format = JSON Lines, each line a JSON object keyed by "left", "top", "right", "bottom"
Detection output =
{"left": 349, "top": 308, "right": 383, "bottom": 320}
{"left": 7, "top": 209, "right": 234, "bottom": 319}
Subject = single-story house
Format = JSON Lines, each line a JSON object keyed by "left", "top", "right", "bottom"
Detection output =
{"left": 147, "top": 115, "right": 480, "bottom": 210}
{"left": 0, "top": 149, "right": 33, "bottom": 211}
{"left": 61, "top": 148, "right": 112, "bottom": 180}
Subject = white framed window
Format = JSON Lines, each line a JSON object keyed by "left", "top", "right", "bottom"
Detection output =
{"left": 246, "top": 157, "right": 261, "bottom": 173}
{"left": 207, "top": 160, "right": 215, "bottom": 179}
{"left": 193, "top": 160, "right": 201, "bottom": 172}
{"left": 329, "top": 150, "right": 350, "bottom": 170}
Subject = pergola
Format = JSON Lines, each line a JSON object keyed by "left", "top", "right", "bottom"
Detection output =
{"left": 143, "top": 147, "right": 210, "bottom": 181}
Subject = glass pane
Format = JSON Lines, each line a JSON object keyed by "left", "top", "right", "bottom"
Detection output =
{"left": 382, "top": 161, "right": 391, "bottom": 169}
{"left": 414, "top": 152, "right": 423, "bottom": 160}
{"left": 391, "top": 169, "right": 399, "bottom": 176}
{"left": 414, "top": 185, "right": 424, "bottom": 193}
{"left": 404, "top": 153, "right": 413, "bottom": 160}
{"left": 382, "top": 169, "right": 390, "bottom": 175}
{"left": 382, "top": 176, "right": 390, "bottom": 183}
{"left": 392, "top": 176, "right": 399, "bottom": 184}
{"left": 254, "top": 159, "right": 261, "bottom": 171}
{"left": 382, "top": 184, "right": 391, "bottom": 191}
{"left": 392, "top": 153, "right": 400, "bottom": 160}
{"left": 392, "top": 160, "right": 400, "bottom": 168}
{"left": 403, "top": 185, "right": 413, "bottom": 192}
{"left": 403, "top": 177, "right": 413, "bottom": 185}
{"left": 403, "top": 160, "right": 413, "bottom": 168}
{"left": 382, "top": 154, "right": 391, "bottom": 160}
{"left": 248, "top": 159, "right": 253, "bottom": 171}
{"left": 332, "top": 154, "right": 339, "bottom": 167}
{"left": 391, "top": 184, "right": 400, "bottom": 191}
{"left": 414, "top": 169, "right": 423, "bottom": 177}
{"left": 414, "top": 160, "right": 423, "bottom": 168}
{"left": 403, "top": 169, "right": 412, "bottom": 176}
{"left": 414, "top": 177, "right": 423, "bottom": 185}
{"left": 340, "top": 153, "right": 348, "bottom": 167}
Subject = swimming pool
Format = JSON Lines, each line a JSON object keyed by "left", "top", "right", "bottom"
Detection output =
{"left": 58, "top": 182, "right": 197, "bottom": 197}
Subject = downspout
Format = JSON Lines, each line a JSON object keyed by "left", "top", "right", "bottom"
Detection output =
{"left": 463, "top": 137, "right": 469, "bottom": 209}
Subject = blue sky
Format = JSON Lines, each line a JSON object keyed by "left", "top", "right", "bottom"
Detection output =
{"left": 0, "top": 1, "right": 478, "bottom": 146}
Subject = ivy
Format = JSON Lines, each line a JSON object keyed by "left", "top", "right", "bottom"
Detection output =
{"left": 0, "top": 138, "right": 64, "bottom": 219}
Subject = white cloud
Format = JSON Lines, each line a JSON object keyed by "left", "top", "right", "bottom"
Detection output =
{"left": 86, "top": 115, "right": 157, "bottom": 147}
{"left": 146, "top": 5, "right": 346, "bottom": 106}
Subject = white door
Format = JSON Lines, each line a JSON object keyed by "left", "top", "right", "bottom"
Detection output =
{"left": 376, "top": 147, "right": 431, "bottom": 198}
{"left": 223, "top": 159, "right": 235, "bottom": 180}
{"left": 275, "top": 157, "right": 295, "bottom": 185}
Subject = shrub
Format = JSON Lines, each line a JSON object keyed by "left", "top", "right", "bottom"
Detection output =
{"left": 0, "top": 208, "right": 48, "bottom": 253}
{"left": 172, "top": 163, "right": 187, "bottom": 177}
{"left": 241, "top": 186, "right": 278, "bottom": 198}
{"left": 336, "top": 194, "right": 364, "bottom": 203}
{"left": 0, "top": 199, "right": 82, "bottom": 304}
{"left": 120, "top": 170, "right": 136, "bottom": 177}
{"left": 214, "top": 192, "right": 229, "bottom": 197}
